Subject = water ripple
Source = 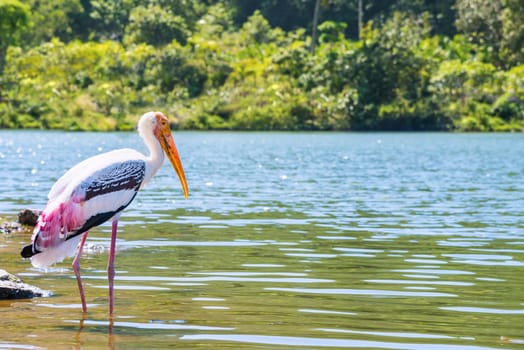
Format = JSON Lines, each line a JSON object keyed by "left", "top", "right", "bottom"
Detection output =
{"left": 441, "top": 306, "right": 524, "bottom": 314}
{"left": 316, "top": 328, "right": 454, "bottom": 339}
{"left": 0, "top": 343, "right": 43, "bottom": 350}
{"left": 298, "top": 309, "right": 357, "bottom": 316}
{"left": 180, "top": 334, "right": 499, "bottom": 349}
{"left": 66, "top": 320, "right": 234, "bottom": 331}
{"left": 265, "top": 287, "right": 457, "bottom": 298}
{"left": 84, "top": 275, "right": 333, "bottom": 284}
{"left": 365, "top": 279, "right": 474, "bottom": 286}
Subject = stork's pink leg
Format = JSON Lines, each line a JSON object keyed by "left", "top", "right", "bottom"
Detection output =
{"left": 72, "top": 232, "right": 89, "bottom": 313}
{"left": 107, "top": 219, "right": 118, "bottom": 315}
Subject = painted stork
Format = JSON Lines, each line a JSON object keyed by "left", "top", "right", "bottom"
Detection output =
{"left": 20, "top": 111, "right": 189, "bottom": 314}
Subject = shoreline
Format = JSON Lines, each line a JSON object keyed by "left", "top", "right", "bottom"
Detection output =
{"left": 0, "top": 128, "right": 523, "bottom": 133}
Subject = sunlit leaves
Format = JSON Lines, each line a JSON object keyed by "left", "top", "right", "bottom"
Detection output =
{"left": 1, "top": 2, "right": 524, "bottom": 131}
{"left": 429, "top": 58, "right": 515, "bottom": 131}
{"left": 0, "top": 0, "right": 29, "bottom": 44}
{"left": 455, "top": 0, "right": 503, "bottom": 48}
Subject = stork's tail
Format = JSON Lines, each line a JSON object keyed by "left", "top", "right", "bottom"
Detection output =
{"left": 23, "top": 234, "right": 82, "bottom": 268}
{"left": 20, "top": 243, "right": 39, "bottom": 258}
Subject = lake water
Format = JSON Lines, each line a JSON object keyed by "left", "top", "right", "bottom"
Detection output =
{"left": 0, "top": 131, "right": 523, "bottom": 349}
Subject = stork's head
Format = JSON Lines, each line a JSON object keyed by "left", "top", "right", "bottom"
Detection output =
{"left": 138, "top": 111, "right": 189, "bottom": 199}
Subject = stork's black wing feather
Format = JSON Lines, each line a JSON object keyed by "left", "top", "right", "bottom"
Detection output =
{"left": 80, "top": 160, "right": 146, "bottom": 201}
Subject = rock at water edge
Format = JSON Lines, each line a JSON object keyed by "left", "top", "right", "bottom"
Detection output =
{"left": 0, "top": 269, "right": 51, "bottom": 299}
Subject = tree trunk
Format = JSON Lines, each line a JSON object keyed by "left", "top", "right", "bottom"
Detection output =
{"left": 358, "top": 0, "right": 363, "bottom": 40}
{"left": 310, "top": 0, "right": 321, "bottom": 53}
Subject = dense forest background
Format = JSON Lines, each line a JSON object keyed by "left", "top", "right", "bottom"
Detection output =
{"left": 0, "top": 0, "right": 523, "bottom": 131}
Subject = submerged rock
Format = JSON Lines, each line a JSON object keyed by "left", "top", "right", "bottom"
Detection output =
{"left": 0, "top": 269, "right": 51, "bottom": 299}
{"left": 18, "top": 209, "right": 41, "bottom": 227}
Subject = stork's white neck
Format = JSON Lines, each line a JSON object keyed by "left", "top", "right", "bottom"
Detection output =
{"left": 141, "top": 128, "right": 164, "bottom": 185}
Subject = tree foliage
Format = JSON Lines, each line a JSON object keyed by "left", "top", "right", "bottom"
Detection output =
{"left": 0, "top": 0, "right": 524, "bottom": 131}
{"left": 125, "top": 5, "right": 189, "bottom": 46}
{"left": 0, "top": 0, "right": 29, "bottom": 70}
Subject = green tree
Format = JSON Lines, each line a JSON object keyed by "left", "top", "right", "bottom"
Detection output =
{"left": 21, "top": 0, "right": 83, "bottom": 45}
{"left": 194, "top": 3, "right": 234, "bottom": 38}
{"left": 90, "top": 0, "right": 138, "bottom": 41}
{"left": 144, "top": 42, "right": 207, "bottom": 97}
{"left": 391, "top": 0, "right": 456, "bottom": 36}
{"left": 492, "top": 65, "right": 524, "bottom": 129}
{"left": 124, "top": 5, "right": 189, "bottom": 46}
{"left": 350, "top": 12, "right": 439, "bottom": 130}
{"left": 428, "top": 45, "right": 506, "bottom": 131}
{"left": 500, "top": 0, "right": 524, "bottom": 66}
{"left": 0, "top": 0, "right": 29, "bottom": 71}
{"left": 455, "top": 0, "right": 503, "bottom": 63}
{"left": 239, "top": 10, "right": 275, "bottom": 45}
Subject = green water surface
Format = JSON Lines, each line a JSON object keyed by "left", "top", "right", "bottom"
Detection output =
{"left": 0, "top": 131, "right": 523, "bottom": 349}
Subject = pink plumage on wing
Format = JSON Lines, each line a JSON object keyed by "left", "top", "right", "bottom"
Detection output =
{"left": 29, "top": 199, "right": 86, "bottom": 268}
{"left": 33, "top": 201, "right": 83, "bottom": 250}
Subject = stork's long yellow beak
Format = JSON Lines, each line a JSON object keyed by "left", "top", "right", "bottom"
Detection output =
{"left": 154, "top": 113, "right": 189, "bottom": 199}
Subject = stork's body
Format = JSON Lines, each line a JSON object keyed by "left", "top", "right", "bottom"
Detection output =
{"left": 21, "top": 112, "right": 188, "bottom": 314}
